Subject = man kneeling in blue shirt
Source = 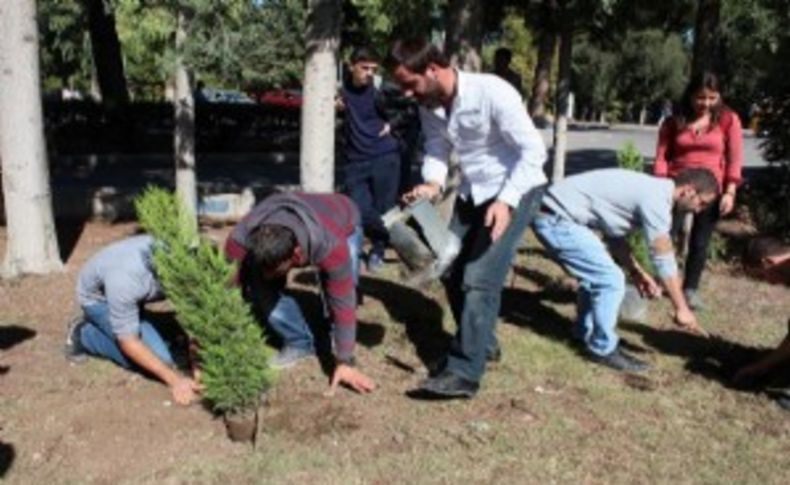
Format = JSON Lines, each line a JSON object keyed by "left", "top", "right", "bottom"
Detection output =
{"left": 65, "top": 235, "right": 201, "bottom": 405}
{"left": 533, "top": 168, "right": 717, "bottom": 372}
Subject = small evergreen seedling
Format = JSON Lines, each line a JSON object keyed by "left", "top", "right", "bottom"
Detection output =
{"left": 135, "top": 187, "right": 274, "bottom": 415}
{"left": 616, "top": 142, "right": 655, "bottom": 275}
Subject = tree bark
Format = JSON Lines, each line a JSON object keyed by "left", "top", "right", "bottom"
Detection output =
{"left": 691, "top": 0, "right": 721, "bottom": 78}
{"left": 300, "top": 0, "right": 341, "bottom": 193}
{"left": 174, "top": 8, "right": 198, "bottom": 229}
{"left": 445, "top": 0, "right": 483, "bottom": 72}
{"left": 85, "top": 0, "right": 129, "bottom": 108}
{"left": 0, "top": 0, "right": 62, "bottom": 277}
{"left": 529, "top": 0, "right": 559, "bottom": 121}
{"left": 551, "top": 6, "right": 573, "bottom": 182}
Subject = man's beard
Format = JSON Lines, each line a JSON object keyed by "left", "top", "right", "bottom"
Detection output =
{"left": 417, "top": 80, "right": 443, "bottom": 109}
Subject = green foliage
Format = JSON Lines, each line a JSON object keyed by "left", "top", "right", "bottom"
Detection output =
{"left": 751, "top": 0, "right": 790, "bottom": 240}
{"left": 616, "top": 142, "right": 654, "bottom": 274}
{"left": 346, "top": 0, "right": 445, "bottom": 57}
{"left": 135, "top": 187, "right": 274, "bottom": 414}
{"left": 572, "top": 36, "right": 618, "bottom": 120}
{"left": 572, "top": 29, "right": 687, "bottom": 122}
{"left": 115, "top": 0, "right": 173, "bottom": 100}
{"left": 38, "top": 0, "right": 91, "bottom": 92}
{"left": 183, "top": 0, "right": 306, "bottom": 89}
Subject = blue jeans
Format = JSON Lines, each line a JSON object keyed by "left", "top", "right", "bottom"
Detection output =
{"left": 257, "top": 227, "right": 363, "bottom": 352}
{"left": 443, "top": 187, "right": 544, "bottom": 382}
{"left": 533, "top": 214, "right": 626, "bottom": 356}
{"left": 343, "top": 152, "right": 401, "bottom": 255}
{"left": 78, "top": 302, "right": 175, "bottom": 368}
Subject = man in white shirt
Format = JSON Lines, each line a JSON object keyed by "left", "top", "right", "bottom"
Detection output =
{"left": 390, "top": 38, "right": 547, "bottom": 398}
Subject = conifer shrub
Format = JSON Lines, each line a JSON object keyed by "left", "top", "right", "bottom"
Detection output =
{"left": 616, "top": 142, "right": 655, "bottom": 275}
{"left": 135, "top": 187, "right": 274, "bottom": 415}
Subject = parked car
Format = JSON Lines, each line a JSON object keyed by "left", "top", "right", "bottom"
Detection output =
{"left": 256, "top": 89, "right": 303, "bottom": 109}
{"left": 198, "top": 88, "right": 255, "bottom": 104}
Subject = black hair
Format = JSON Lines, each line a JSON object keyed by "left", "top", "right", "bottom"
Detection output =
{"left": 350, "top": 46, "right": 377, "bottom": 64}
{"left": 388, "top": 37, "right": 450, "bottom": 73}
{"left": 674, "top": 168, "right": 720, "bottom": 197}
{"left": 248, "top": 224, "right": 296, "bottom": 271}
{"left": 494, "top": 47, "right": 513, "bottom": 64}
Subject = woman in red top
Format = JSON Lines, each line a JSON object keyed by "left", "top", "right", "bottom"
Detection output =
{"left": 653, "top": 72, "right": 744, "bottom": 309}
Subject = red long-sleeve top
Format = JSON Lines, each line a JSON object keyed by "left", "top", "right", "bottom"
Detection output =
{"left": 653, "top": 110, "right": 744, "bottom": 189}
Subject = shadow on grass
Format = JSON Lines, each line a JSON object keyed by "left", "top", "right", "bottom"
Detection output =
{"left": 0, "top": 324, "right": 37, "bottom": 375}
{"left": 509, "top": 266, "right": 577, "bottom": 304}
{"left": 619, "top": 322, "right": 782, "bottom": 391}
{"left": 500, "top": 288, "right": 576, "bottom": 345}
{"left": 358, "top": 276, "right": 449, "bottom": 368}
{"left": 0, "top": 325, "right": 36, "bottom": 351}
{"left": 0, "top": 441, "right": 14, "bottom": 478}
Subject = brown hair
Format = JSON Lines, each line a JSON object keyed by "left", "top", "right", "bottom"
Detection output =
{"left": 388, "top": 37, "right": 449, "bottom": 73}
{"left": 674, "top": 71, "right": 727, "bottom": 131}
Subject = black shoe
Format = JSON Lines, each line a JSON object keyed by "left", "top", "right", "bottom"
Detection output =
{"left": 775, "top": 395, "right": 790, "bottom": 412}
{"left": 410, "top": 370, "right": 479, "bottom": 399}
{"left": 588, "top": 347, "right": 650, "bottom": 373}
{"left": 487, "top": 344, "right": 502, "bottom": 363}
{"left": 64, "top": 315, "right": 89, "bottom": 364}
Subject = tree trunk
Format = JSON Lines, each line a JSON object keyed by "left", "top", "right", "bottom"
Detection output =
{"left": 444, "top": 0, "right": 483, "bottom": 72}
{"left": 300, "top": 0, "right": 341, "bottom": 193}
{"left": 551, "top": 7, "right": 573, "bottom": 182}
{"left": 174, "top": 8, "right": 198, "bottom": 228}
{"left": 86, "top": 0, "right": 129, "bottom": 108}
{"left": 0, "top": 0, "right": 62, "bottom": 277}
{"left": 529, "top": 0, "right": 559, "bottom": 121}
{"left": 691, "top": 0, "right": 721, "bottom": 78}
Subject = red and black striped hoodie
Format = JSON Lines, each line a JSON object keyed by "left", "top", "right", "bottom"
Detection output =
{"left": 225, "top": 192, "right": 360, "bottom": 362}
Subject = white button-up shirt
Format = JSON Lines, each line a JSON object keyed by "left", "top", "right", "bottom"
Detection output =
{"left": 419, "top": 71, "right": 547, "bottom": 207}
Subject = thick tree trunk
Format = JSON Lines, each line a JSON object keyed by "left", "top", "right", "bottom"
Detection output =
{"left": 300, "top": 0, "right": 341, "bottom": 193}
{"left": 529, "top": 1, "right": 559, "bottom": 121}
{"left": 174, "top": 9, "right": 197, "bottom": 228}
{"left": 0, "top": 0, "right": 62, "bottom": 277}
{"left": 691, "top": 0, "right": 721, "bottom": 78}
{"left": 86, "top": 0, "right": 129, "bottom": 108}
{"left": 445, "top": 0, "right": 483, "bottom": 72}
{"left": 551, "top": 9, "right": 573, "bottom": 182}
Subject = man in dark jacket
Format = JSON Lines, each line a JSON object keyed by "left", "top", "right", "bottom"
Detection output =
{"left": 339, "top": 47, "right": 402, "bottom": 272}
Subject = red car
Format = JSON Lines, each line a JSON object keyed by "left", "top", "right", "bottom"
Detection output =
{"left": 256, "top": 89, "right": 302, "bottom": 109}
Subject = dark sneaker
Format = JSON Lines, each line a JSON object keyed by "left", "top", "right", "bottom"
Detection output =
{"left": 270, "top": 346, "right": 315, "bottom": 369}
{"left": 64, "top": 315, "right": 89, "bottom": 364}
{"left": 486, "top": 344, "right": 502, "bottom": 363}
{"left": 588, "top": 347, "right": 650, "bottom": 373}
{"left": 412, "top": 370, "right": 479, "bottom": 399}
{"left": 683, "top": 288, "right": 705, "bottom": 311}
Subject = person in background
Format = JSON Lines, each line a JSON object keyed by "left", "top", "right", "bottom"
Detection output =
{"left": 492, "top": 47, "right": 523, "bottom": 97}
{"left": 338, "top": 47, "right": 402, "bottom": 272}
{"left": 653, "top": 71, "right": 744, "bottom": 311}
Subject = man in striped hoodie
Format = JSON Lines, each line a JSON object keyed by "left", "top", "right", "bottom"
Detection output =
{"left": 225, "top": 191, "right": 374, "bottom": 395}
